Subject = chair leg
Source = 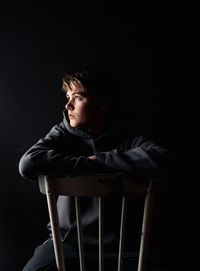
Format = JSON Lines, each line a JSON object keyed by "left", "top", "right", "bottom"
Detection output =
{"left": 138, "top": 180, "right": 155, "bottom": 271}
{"left": 75, "top": 196, "right": 85, "bottom": 271}
{"left": 99, "top": 197, "right": 104, "bottom": 271}
{"left": 118, "top": 196, "right": 127, "bottom": 271}
{"left": 44, "top": 176, "right": 66, "bottom": 271}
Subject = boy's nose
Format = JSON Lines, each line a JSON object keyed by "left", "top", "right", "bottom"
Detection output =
{"left": 65, "top": 101, "right": 74, "bottom": 110}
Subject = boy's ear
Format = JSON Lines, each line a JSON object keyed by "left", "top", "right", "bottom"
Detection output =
{"left": 99, "top": 102, "right": 111, "bottom": 112}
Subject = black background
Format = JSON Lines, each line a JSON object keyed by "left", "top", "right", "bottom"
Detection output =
{"left": 0, "top": 2, "right": 187, "bottom": 270}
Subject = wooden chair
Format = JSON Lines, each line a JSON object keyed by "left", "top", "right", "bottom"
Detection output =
{"left": 39, "top": 173, "right": 158, "bottom": 271}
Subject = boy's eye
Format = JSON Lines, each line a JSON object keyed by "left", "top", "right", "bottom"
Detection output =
{"left": 65, "top": 95, "right": 82, "bottom": 102}
{"left": 75, "top": 96, "right": 81, "bottom": 100}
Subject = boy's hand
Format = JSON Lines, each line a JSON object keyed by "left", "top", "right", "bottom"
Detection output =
{"left": 88, "top": 155, "right": 113, "bottom": 172}
{"left": 88, "top": 155, "right": 97, "bottom": 160}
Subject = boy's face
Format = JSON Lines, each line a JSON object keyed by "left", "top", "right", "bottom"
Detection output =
{"left": 65, "top": 82, "right": 101, "bottom": 130}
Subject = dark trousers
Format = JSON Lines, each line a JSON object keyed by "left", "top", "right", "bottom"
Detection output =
{"left": 22, "top": 238, "right": 167, "bottom": 271}
{"left": 34, "top": 264, "right": 57, "bottom": 271}
{"left": 22, "top": 238, "right": 80, "bottom": 271}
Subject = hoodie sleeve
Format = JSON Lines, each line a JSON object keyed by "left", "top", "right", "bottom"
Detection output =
{"left": 18, "top": 122, "right": 107, "bottom": 181}
{"left": 95, "top": 135, "right": 169, "bottom": 176}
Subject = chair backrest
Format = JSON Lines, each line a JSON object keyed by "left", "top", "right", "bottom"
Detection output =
{"left": 39, "top": 173, "right": 157, "bottom": 271}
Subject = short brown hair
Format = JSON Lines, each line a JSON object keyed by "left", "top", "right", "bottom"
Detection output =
{"left": 62, "top": 64, "right": 120, "bottom": 105}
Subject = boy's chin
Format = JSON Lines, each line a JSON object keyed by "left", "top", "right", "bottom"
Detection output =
{"left": 69, "top": 119, "right": 89, "bottom": 130}
{"left": 69, "top": 120, "right": 81, "bottom": 128}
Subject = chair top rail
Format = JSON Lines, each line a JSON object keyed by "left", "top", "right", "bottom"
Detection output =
{"left": 39, "top": 173, "right": 159, "bottom": 197}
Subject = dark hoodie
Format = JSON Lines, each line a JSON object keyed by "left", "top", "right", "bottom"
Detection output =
{"left": 19, "top": 109, "right": 168, "bottom": 251}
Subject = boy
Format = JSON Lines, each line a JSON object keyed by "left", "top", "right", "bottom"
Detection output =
{"left": 19, "top": 65, "right": 168, "bottom": 270}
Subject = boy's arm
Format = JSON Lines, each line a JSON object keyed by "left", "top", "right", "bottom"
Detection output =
{"left": 19, "top": 123, "right": 109, "bottom": 181}
{"left": 94, "top": 136, "right": 169, "bottom": 176}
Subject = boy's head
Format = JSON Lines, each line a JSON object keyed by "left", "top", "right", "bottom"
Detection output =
{"left": 62, "top": 64, "right": 120, "bottom": 107}
{"left": 62, "top": 65, "right": 120, "bottom": 131}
